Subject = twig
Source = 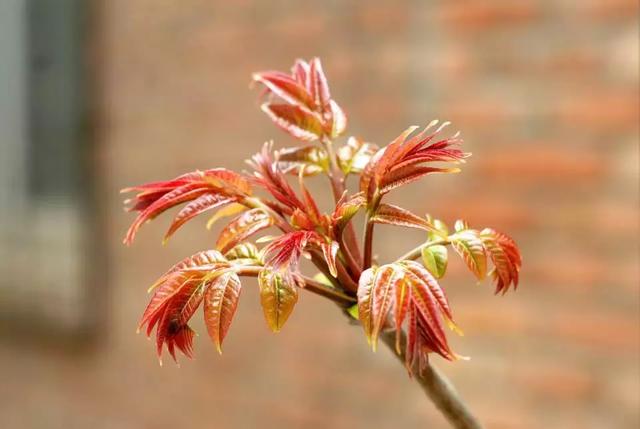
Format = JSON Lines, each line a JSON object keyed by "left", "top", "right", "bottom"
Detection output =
{"left": 395, "top": 238, "right": 449, "bottom": 262}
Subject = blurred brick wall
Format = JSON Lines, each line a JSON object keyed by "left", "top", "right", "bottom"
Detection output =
{"left": 1, "top": 1, "right": 638, "bottom": 428}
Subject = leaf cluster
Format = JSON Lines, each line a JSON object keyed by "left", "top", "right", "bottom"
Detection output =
{"left": 123, "top": 58, "right": 522, "bottom": 373}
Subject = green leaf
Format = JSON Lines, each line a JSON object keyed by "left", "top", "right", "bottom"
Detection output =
{"left": 451, "top": 231, "right": 487, "bottom": 280}
{"left": 421, "top": 244, "right": 448, "bottom": 279}
{"left": 347, "top": 304, "right": 359, "bottom": 320}
{"left": 258, "top": 270, "right": 298, "bottom": 333}
{"left": 454, "top": 219, "right": 469, "bottom": 232}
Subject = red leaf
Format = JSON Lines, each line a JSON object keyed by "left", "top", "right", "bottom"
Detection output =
{"left": 216, "top": 209, "right": 273, "bottom": 254}
{"left": 331, "top": 192, "right": 366, "bottom": 233}
{"left": 481, "top": 228, "right": 522, "bottom": 294}
{"left": 249, "top": 143, "right": 308, "bottom": 213}
{"left": 370, "top": 264, "right": 404, "bottom": 349}
{"left": 123, "top": 169, "right": 251, "bottom": 245}
{"left": 125, "top": 184, "right": 209, "bottom": 245}
{"left": 263, "top": 230, "right": 315, "bottom": 271}
{"left": 320, "top": 240, "right": 340, "bottom": 277}
{"left": 164, "top": 194, "right": 236, "bottom": 243}
{"left": 147, "top": 250, "right": 227, "bottom": 293}
{"left": 380, "top": 166, "right": 460, "bottom": 195}
{"left": 370, "top": 204, "right": 434, "bottom": 231}
{"left": 204, "top": 272, "right": 242, "bottom": 353}
{"left": 261, "top": 103, "right": 324, "bottom": 142}
{"left": 359, "top": 122, "right": 466, "bottom": 202}
{"left": 402, "top": 261, "right": 455, "bottom": 322}
{"left": 252, "top": 71, "right": 314, "bottom": 109}
{"left": 357, "top": 268, "right": 376, "bottom": 342}
{"left": 308, "top": 57, "right": 331, "bottom": 109}
{"left": 291, "top": 59, "right": 309, "bottom": 86}
{"left": 451, "top": 230, "right": 488, "bottom": 280}
{"left": 297, "top": 172, "right": 321, "bottom": 223}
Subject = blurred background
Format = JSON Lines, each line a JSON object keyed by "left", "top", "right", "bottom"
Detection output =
{"left": 0, "top": 1, "right": 638, "bottom": 428}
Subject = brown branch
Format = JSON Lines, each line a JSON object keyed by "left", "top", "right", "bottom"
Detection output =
{"left": 236, "top": 266, "right": 355, "bottom": 306}
{"left": 379, "top": 329, "right": 484, "bottom": 429}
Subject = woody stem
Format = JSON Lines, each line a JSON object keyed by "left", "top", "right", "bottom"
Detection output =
{"left": 395, "top": 238, "right": 450, "bottom": 262}
{"left": 323, "top": 138, "right": 363, "bottom": 273}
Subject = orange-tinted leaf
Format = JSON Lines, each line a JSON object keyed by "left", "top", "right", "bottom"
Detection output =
{"left": 123, "top": 169, "right": 251, "bottom": 245}
{"left": 451, "top": 231, "right": 487, "bottom": 280}
{"left": 216, "top": 209, "right": 273, "bottom": 254}
{"left": 258, "top": 270, "right": 298, "bottom": 332}
{"left": 393, "top": 274, "right": 410, "bottom": 353}
{"left": 261, "top": 103, "right": 323, "bottom": 142}
{"left": 370, "top": 264, "right": 404, "bottom": 349}
{"left": 148, "top": 250, "right": 227, "bottom": 293}
{"left": 357, "top": 267, "right": 376, "bottom": 342}
{"left": 371, "top": 204, "right": 434, "bottom": 231}
{"left": 407, "top": 272, "right": 450, "bottom": 357}
{"left": 204, "top": 272, "right": 242, "bottom": 353}
{"left": 480, "top": 228, "right": 522, "bottom": 294}
{"left": 125, "top": 183, "right": 208, "bottom": 245}
{"left": 402, "top": 260, "right": 455, "bottom": 323}
{"left": 252, "top": 71, "right": 314, "bottom": 109}
{"left": 277, "top": 145, "right": 328, "bottom": 176}
{"left": 203, "top": 168, "right": 252, "bottom": 196}
{"left": 320, "top": 240, "right": 339, "bottom": 277}
{"left": 164, "top": 194, "right": 236, "bottom": 242}
{"left": 308, "top": 57, "right": 331, "bottom": 109}
{"left": 380, "top": 166, "right": 460, "bottom": 195}
{"left": 331, "top": 192, "right": 366, "bottom": 232}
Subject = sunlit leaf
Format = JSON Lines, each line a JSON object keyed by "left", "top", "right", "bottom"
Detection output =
{"left": 224, "top": 243, "right": 262, "bottom": 263}
{"left": 204, "top": 272, "right": 242, "bottom": 353}
{"left": 123, "top": 169, "right": 251, "bottom": 245}
{"left": 308, "top": 58, "right": 331, "bottom": 108}
{"left": 357, "top": 267, "right": 376, "bottom": 342}
{"left": 164, "top": 194, "right": 236, "bottom": 243}
{"left": 370, "top": 264, "right": 404, "bottom": 350}
{"left": 206, "top": 203, "right": 247, "bottom": 230}
{"left": 320, "top": 240, "right": 340, "bottom": 277}
{"left": 276, "top": 145, "right": 328, "bottom": 176}
{"left": 451, "top": 231, "right": 487, "bottom": 280}
{"left": 328, "top": 99, "right": 347, "bottom": 138}
{"left": 480, "top": 228, "right": 522, "bottom": 294}
{"left": 421, "top": 245, "right": 448, "bottom": 279}
{"left": 338, "top": 137, "right": 378, "bottom": 175}
{"left": 371, "top": 204, "right": 435, "bottom": 231}
{"left": 261, "top": 103, "right": 323, "bottom": 142}
{"left": 252, "top": 71, "right": 314, "bottom": 109}
{"left": 216, "top": 209, "right": 273, "bottom": 254}
{"left": 258, "top": 270, "right": 298, "bottom": 332}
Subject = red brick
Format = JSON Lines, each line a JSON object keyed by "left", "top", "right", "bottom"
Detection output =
{"left": 511, "top": 363, "right": 596, "bottom": 402}
{"left": 554, "top": 91, "right": 639, "bottom": 132}
{"left": 474, "top": 145, "right": 606, "bottom": 181}
{"left": 438, "top": 0, "right": 540, "bottom": 32}
{"left": 578, "top": 0, "right": 640, "bottom": 19}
